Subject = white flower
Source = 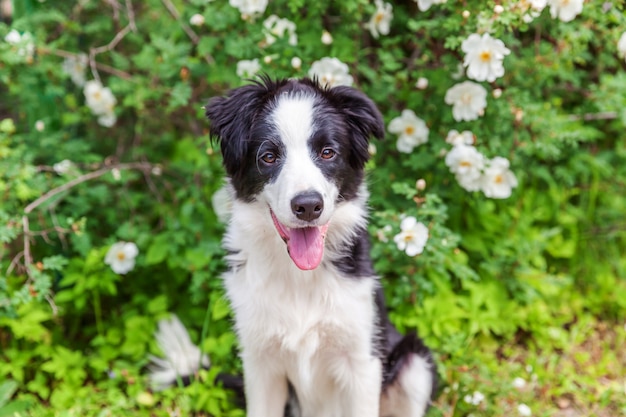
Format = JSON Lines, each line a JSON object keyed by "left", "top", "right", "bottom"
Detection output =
{"left": 4, "top": 29, "right": 35, "bottom": 60}
{"left": 263, "top": 15, "right": 297, "bottom": 46}
{"left": 62, "top": 53, "right": 88, "bottom": 87}
{"left": 416, "top": 178, "right": 426, "bottom": 190}
{"left": 367, "top": 0, "right": 393, "bottom": 39}
{"left": 236, "top": 59, "right": 261, "bottom": 79}
{"left": 97, "top": 112, "right": 117, "bottom": 127}
{"left": 147, "top": 314, "right": 211, "bottom": 391}
{"left": 291, "top": 56, "right": 302, "bottom": 69}
{"left": 415, "top": 77, "right": 429, "bottom": 89}
{"left": 445, "top": 129, "right": 474, "bottom": 146}
{"left": 212, "top": 185, "right": 233, "bottom": 223}
{"left": 461, "top": 33, "right": 511, "bottom": 82}
{"left": 84, "top": 80, "right": 116, "bottom": 115}
{"left": 104, "top": 242, "right": 139, "bottom": 274}
{"left": 445, "top": 144, "right": 485, "bottom": 192}
{"left": 393, "top": 216, "right": 429, "bottom": 257}
{"left": 83, "top": 80, "right": 117, "bottom": 127}
{"left": 308, "top": 57, "right": 353, "bottom": 88}
{"left": 512, "top": 377, "right": 527, "bottom": 389}
{"left": 53, "top": 159, "right": 73, "bottom": 175}
{"left": 518, "top": 403, "right": 532, "bottom": 416}
{"left": 617, "top": 32, "right": 626, "bottom": 62}
{"left": 388, "top": 109, "right": 429, "bottom": 153}
{"left": 4, "top": 29, "right": 20, "bottom": 44}
{"left": 35, "top": 120, "right": 45, "bottom": 132}
{"left": 189, "top": 13, "right": 205, "bottom": 26}
{"left": 494, "top": 4, "right": 504, "bottom": 13}
{"left": 548, "top": 0, "right": 583, "bottom": 22}
{"left": 444, "top": 81, "right": 488, "bottom": 122}
{"left": 415, "top": 0, "right": 447, "bottom": 12}
{"left": 520, "top": 0, "right": 547, "bottom": 22}
{"left": 321, "top": 30, "right": 333, "bottom": 45}
{"left": 481, "top": 156, "right": 518, "bottom": 199}
{"left": 229, "top": 0, "right": 267, "bottom": 18}
{"left": 463, "top": 391, "right": 485, "bottom": 406}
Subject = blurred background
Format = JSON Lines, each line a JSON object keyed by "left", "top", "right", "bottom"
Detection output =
{"left": 0, "top": 0, "right": 625, "bottom": 415}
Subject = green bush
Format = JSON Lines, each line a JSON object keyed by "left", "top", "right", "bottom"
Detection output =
{"left": 1, "top": 0, "right": 625, "bottom": 415}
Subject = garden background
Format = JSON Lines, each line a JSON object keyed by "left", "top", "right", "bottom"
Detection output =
{"left": 1, "top": 0, "right": 625, "bottom": 416}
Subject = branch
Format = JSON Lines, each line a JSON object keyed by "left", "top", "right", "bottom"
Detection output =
{"left": 24, "top": 162, "right": 153, "bottom": 214}
{"left": 89, "top": 24, "right": 133, "bottom": 82}
{"left": 38, "top": 47, "right": 133, "bottom": 80}
{"left": 160, "top": 0, "right": 215, "bottom": 64}
{"left": 568, "top": 111, "right": 618, "bottom": 122}
{"left": 19, "top": 161, "right": 155, "bottom": 315}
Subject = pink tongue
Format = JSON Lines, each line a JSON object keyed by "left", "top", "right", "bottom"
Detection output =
{"left": 287, "top": 226, "right": 325, "bottom": 270}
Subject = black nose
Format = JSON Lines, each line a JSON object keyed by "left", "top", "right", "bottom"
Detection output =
{"left": 291, "top": 191, "right": 324, "bottom": 221}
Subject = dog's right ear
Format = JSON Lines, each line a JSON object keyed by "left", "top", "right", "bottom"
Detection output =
{"left": 205, "top": 83, "right": 267, "bottom": 176}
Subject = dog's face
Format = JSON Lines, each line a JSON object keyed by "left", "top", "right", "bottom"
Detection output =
{"left": 206, "top": 78, "right": 384, "bottom": 270}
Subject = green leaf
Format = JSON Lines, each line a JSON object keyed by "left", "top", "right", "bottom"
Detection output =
{"left": 0, "top": 380, "right": 18, "bottom": 408}
{"left": 167, "top": 82, "right": 192, "bottom": 112}
{"left": 211, "top": 297, "right": 231, "bottom": 321}
{"left": 145, "top": 234, "right": 171, "bottom": 265}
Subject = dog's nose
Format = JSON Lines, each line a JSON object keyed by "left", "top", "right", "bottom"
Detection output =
{"left": 291, "top": 191, "right": 324, "bottom": 221}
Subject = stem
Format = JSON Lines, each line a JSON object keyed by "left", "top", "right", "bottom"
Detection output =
{"left": 93, "top": 289, "right": 103, "bottom": 336}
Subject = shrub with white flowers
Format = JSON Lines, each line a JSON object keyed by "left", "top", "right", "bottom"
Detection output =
{"left": 4, "top": 29, "right": 35, "bottom": 61}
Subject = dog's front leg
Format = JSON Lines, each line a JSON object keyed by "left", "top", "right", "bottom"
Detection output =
{"left": 242, "top": 352, "right": 289, "bottom": 417}
{"left": 344, "top": 356, "right": 382, "bottom": 417}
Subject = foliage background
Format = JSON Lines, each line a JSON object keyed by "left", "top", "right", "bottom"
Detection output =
{"left": 1, "top": 0, "right": 625, "bottom": 416}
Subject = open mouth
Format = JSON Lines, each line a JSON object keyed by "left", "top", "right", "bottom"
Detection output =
{"left": 270, "top": 209, "right": 329, "bottom": 271}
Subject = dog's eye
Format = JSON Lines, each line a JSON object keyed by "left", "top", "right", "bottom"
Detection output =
{"left": 261, "top": 152, "right": 277, "bottom": 164}
{"left": 320, "top": 147, "right": 336, "bottom": 160}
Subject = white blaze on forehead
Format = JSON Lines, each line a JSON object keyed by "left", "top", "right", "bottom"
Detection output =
{"left": 271, "top": 93, "right": 316, "bottom": 149}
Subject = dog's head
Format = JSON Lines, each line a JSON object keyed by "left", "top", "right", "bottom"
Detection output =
{"left": 206, "top": 77, "right": 384, "bottom": 270}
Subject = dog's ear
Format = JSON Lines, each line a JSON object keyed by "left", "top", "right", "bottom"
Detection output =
{"left": 327, "top": 86, "right": 385, "bottom": 169}
{"left": 205, "top": 83, "right": 268, "bottom": 176}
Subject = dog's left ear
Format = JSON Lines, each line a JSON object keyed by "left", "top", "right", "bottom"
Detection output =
{"left": 327, "top": 86, "right": 385, "bottom": 169}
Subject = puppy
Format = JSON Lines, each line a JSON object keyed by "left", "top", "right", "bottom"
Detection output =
{"left": 206, "top": 77, "right": 436, "bottom": 417}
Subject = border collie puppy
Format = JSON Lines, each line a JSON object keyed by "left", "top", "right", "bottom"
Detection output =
{"left": 205, "top": 77, "right": 436, "bottom": 417}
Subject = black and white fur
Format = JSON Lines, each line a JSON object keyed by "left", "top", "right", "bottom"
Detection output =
{"left": 206, "top": 77, "right": 436, "bottom": 417}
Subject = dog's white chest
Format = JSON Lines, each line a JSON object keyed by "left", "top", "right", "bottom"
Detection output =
{"left": 224, "top": 254, "right": 379, "bottom": 410}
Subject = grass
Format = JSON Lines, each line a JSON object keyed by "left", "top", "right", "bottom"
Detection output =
{"left": 5, "top": 315, "right": 624, "bottom": 417}
{"left": 433, "top": 317, "right": 626, "bottom": 417}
